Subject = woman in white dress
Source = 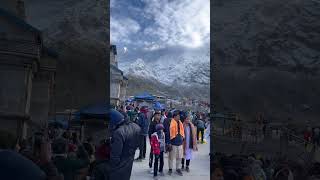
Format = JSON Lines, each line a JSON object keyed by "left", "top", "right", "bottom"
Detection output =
{"left": 181, "top": 114, "right": 198, "bottom": 172}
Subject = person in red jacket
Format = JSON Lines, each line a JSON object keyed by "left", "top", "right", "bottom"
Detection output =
{"left": 304, "top": 128, "right": 312, "bottom": 148}
{"left": 150, "top": 124, "right": 165, "bottom": 179}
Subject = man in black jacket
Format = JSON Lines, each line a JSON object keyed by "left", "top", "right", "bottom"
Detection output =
{"left": 148, "top": 110, "right": 161, "bottom": 169}
{"left": 109, "top": 109, "right": 141, "bottom": 180}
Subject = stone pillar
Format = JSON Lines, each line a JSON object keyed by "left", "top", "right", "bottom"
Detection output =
{"left": 0, "top": 57, "right": 37, "bottom": 139}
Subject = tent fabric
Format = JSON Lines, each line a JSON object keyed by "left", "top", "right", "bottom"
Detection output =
{"left": 73, "top": 103, "right": 109, "bottom": 120}
{"left": 134, "top": 92, "right": 155, "bottom": 101}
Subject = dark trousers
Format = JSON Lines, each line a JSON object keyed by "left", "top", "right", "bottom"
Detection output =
{"left": 181, "top": 158, "right": 190, "bottom": 167}
{"left": 197, "top": 128, "right": 205, "bottom": 142}
{"left": 149, "top": 147, "right": 153, "bottom": 168}
{"left": 139, "top": 135, "right": 146, "bottom": 159}
{"left": 154, "top": 152, "right": 164, "bottom": 176}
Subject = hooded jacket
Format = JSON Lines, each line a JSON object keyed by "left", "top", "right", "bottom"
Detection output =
{"left": 109, "top": 120, "right": 141, "bottom": 180}
{"left": 137, "top": 110, "right": 150, "bottom": 136}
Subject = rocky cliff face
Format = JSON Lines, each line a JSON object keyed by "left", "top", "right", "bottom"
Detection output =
{"left": 25, "top": 0, "right": 108, "bottom": 110}
{"left": 212, "top": 0, "right": 320, "bottom": 123}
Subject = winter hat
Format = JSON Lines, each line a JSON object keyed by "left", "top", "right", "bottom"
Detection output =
{"left": 140, "top": 106, "right": 148, "bottom": 113}
{"left": 109, "top": 109, "right": 125, "bottom": 129}
{"left": 154, "top": 102, "right": 162, "bottom": 110}
{"left": 156, "top": 124, "right": 164, "bottom": 131}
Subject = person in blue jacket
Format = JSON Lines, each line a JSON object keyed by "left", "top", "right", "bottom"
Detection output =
{"left": 135, "top": 106, "right": 150, "bottom": 161}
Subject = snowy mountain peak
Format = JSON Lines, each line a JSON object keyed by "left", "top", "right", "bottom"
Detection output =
{"left": 121, "top": 54, "right": 210, "bottom": 87}
{"left": 123, "top": 59, "right": 157, "bottom": 80}
{"left": 131, "top": 58, "right": 147, "bottom": 69}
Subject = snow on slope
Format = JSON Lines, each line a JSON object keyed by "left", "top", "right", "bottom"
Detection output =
{"left": 120, "top": 51, "right": 210, "bottom": 87}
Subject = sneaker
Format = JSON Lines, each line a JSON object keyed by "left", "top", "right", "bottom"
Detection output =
{"left": 181, "top": 166, "right": 184, "bottom": 170}
{"left": 176, "top": 169, "right": 183, "bottom": 176}
{"left": 168, "top": 169, "right": 172, "bottom": 175}
{"left": 186, "top": 167, "right": 190, "bottom": 172}
{"left": 159, "top": 172, "right": 165, "bottom": 176}
{"left": 150, "top": 170, "right": 154, "bottom": 174}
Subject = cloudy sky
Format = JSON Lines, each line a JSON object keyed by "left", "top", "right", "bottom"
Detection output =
{"left": 110, "top": 0, "right": 210, "bottom": 64}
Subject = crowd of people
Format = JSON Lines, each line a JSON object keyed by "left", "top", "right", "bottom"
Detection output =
{"left": 304, "top": 127, "right": 320, "bottom": 149}
{"left": 0, "top": 103, "right": 209, "bottom": 180}
{"left": 211, "top": 152, "right": 320, "bottom": 180}
{"left": 113, "top": 103, "right": 210, "bottom": 179}
{"left": 0, "top": 125, "right": 112, "bottom": 180}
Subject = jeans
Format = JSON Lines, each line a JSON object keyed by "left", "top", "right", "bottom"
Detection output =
{"left": 154, "top": 152, "right": 164, "bottom": 176}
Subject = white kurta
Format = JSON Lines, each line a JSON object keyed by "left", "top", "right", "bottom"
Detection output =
{"left": 184, "top": 126, "right": 193, "bottom": 160}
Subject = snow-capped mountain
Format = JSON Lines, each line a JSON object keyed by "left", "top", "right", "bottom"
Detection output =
{"left": 120, "top": 52, "right": 210, "bottom": 87}
{"left": 125, "top": 58, "right": 158, "bottom": 80}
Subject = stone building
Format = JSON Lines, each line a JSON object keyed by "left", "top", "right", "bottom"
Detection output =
{"left": 0, "top": 1, "right": 57, "bottom": 139}
{"left": 110, "top": 45, "right": 128, "bottom": 107}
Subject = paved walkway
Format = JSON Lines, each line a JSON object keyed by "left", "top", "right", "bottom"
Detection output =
{"left": 131, "top": 138, "right": 210, "bottom": 180}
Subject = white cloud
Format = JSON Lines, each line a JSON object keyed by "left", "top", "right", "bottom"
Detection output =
{"left": 143, "top": 42, "right": 164, "bottom": 51}
{"left": 142, "top": 0, "right": 210, "bottom": 49}
{"left": 110, "top": 17, "right": 141, "bottom": 44}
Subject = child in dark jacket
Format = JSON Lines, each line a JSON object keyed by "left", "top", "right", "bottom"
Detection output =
{"left": 150, "top": 124, "right": 165, "bottom": 178}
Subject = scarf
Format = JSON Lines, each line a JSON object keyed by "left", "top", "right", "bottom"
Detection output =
{"left": 170, "top": 119, "right": 185, "bottom": 140}
{"left": 183, "top": 121, "right": 197, "bottom": 152}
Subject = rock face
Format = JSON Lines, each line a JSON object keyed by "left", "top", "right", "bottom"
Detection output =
{"left": 25, "top": 0, "right": 108, "bottom": 110}
{"left": 212, "top": 0, "right": 320, "bottom": 123}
